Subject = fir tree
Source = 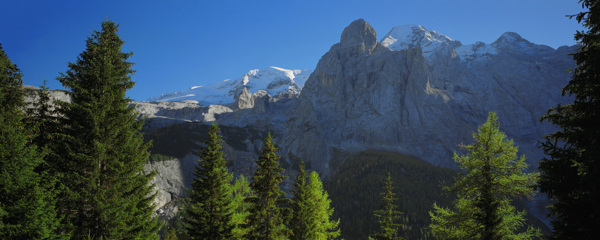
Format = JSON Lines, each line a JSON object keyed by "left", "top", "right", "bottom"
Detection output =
{"left": 246, "top": 133, "right": 290, "bottom": 240}
{"left": 55, "top": 21, "right": 160, "bottom": 239}
{"left": 538, "top": 1, "right": 600, "bottom": 239}
{"left": 430, "top": 112, "right": 540, "bottom": 239}
{"left": 0, "top": 44, "right": 64, "bottom": 239}
{"left": 184, "top": 122, "right": 234, "bottom": 240}
{"left": 369, "top": 173, "right": 404, "bottom": 240}
{"left": 231, "top": 175, "right": 253, "bottom": 239}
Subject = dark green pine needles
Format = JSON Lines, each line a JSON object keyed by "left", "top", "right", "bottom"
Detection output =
{"left": 184, "top": 122, "right": 235, "bottom": 239}
{"left": 55, "top": 21, "right": 160, "bottom": 239}
{"left": 369, "top": 173, "right": 404, "bottom": 240}
{"left": 246, "top": 133, "right": 291, "bottom": 240}
{"left": 538, "top": 1, "right": 600, "bottom": 239}
{"left": 0, "top": 44, "right": 64, "bottom": 239}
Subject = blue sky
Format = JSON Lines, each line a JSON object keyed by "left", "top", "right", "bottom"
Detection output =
{"left": 1, "top": 0, "right": 583, "bottom": 101}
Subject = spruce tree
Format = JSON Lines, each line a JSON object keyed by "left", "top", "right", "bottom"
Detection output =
{"left": 369, "top": 173, "right": 404, "bottom": 240}
{"left": 55, "top": 21, "right": 160, "bottom": 239}
{"left": 430, "top": 112, "right": 540, "bottom": 239}
{"left": 246, "top": 133, "right": 290, "bottom": 240}
{"left": 538, "top": 1, "right": 600, "bottom": 239}
{"left": 184, "top": 122, "right": 234, "bottom": 239}
{"left": 0, "top": 44, "right": 64, "bottom": 239}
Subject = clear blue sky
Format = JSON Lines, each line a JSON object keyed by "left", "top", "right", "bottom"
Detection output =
{"left": 0, "top": 0, "right": 583, "bottom": 101}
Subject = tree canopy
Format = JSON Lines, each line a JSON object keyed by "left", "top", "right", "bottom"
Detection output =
{"left": 430, "top": 112, "right": 540, "bottom": 240}
{"left": 538, "top": 1, "right": 600, "bottom": 239}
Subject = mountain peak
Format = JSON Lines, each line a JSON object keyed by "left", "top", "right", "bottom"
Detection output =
{"left": 492, "top": 31, "right": 554, "bottom": 53}
{"left": 380, "top": 24, "right": 460, "bottom": 57}
{"left": 493, "top": 32, "right": 527, "bottom": 45}
{"left": 339, "top": 19, "right": 378, "bottom": 52}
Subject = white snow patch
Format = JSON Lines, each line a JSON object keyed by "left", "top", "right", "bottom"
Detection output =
{"left": 147, "top": 66, "right": 313, "bottom": 105}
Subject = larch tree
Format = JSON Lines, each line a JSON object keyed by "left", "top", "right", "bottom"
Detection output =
{"left": 184, "top": 122, "right": 235, "bottom": 240}
{"left": 290, "top": 161, "right": 309, "bottom": 240}
{"left": 430, "top": 112, "right": 540, "bottom": 240}
{"left": 55, "top": 21, "right": 160, "bottom": 239}
{"left": 538, "top": 1, "right": 600, "bottom": 239}
{"left": 369, "top": 173, "right": 404, "bottom": 240}
{"left": 246, "top": 133, "right": 290, "bottom": 240}
{"left": 290, "top": 160, "right": 341, "bottom": 240}
{"left": 231, "top": 175, "right": 253, "bottom": 239}
{"left": 0, "top": 44, "right": 64, "bottom": 239}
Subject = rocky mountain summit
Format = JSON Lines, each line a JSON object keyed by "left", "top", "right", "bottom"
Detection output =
{"left": 284, "top": 19, "right": 574, "bottom": 175}
{"left": 137, "top": 18, "right": 575, "bottom": 177}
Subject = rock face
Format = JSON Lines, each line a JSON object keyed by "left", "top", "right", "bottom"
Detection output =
{"left": 284, "top": 19, "right": 574, "bottom": 174}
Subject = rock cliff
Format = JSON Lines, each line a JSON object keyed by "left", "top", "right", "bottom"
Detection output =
{"left": 284, "top": 19, "right": 574, "bottom": 175}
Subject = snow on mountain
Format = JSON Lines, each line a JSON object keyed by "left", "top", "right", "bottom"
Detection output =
{"left": 380, "top": 24, "right": 461, "bottom": 58}
{"left": 147, "top": 67, "right": 312, "bottom": 105}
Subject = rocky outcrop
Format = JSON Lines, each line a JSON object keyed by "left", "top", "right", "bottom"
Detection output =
{"left": 283, "top": 19, "right": 574, "bottom": 175}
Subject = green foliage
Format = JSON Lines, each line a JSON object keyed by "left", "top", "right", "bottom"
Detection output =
{"left": 291, "top": 162, "right": 341, "bottom": 240}
{"left": 231, "top": 175, "right": 253, "bottom": 239}
{"left": 55, "top": 21, "right": 160, "bottom": 239}
{"left": 370, "top": 173, "right": 405, "bottom": 240}
{"left": 328, "top": 150, "right": 456, "bottom": 240}
{"left": 0, "top": 44, "right": 65, "bottom": 239}
{"left": 183, "top": 122, "right": 235, "bottom": 239}
{"left": 430, "top": 112, "right": 540, "bottom": 240}
{"left": 538, "top": 1, "right": 600, "bottom": 239}
{"left": 246, "top": 133, "right": 290, "bottom": 240}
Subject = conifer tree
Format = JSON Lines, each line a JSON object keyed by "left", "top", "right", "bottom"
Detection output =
{"left": 290, "top": 161, "right": 341, "bottom": 240}
{"left": 25, "top": 80, "right": 59, "bottom": 152}
{"left": 0, "top": 44, "right": 64, "bottom": 239}
{"left": 246, "top": 133, "right": 290, "bottom": 240}
{"left": 430, "top": 112, "right": 540, "bottom": 239}
{"left": 369, "top": 173, "right": 404, "bottom": 240}
{"left": 538, "top": 1, "right": 600, "bottom": 239}
{"left": 55, "top": 21, "right": 160, "bottom": 239}
{"left": 290, "top": 161, "right": 309, "bottom": 240}
{"left": 307, "top": 171, "right": 341, "bottom": 240}
{"left": 231, "top": 175, "right": 253, "bottom": 239}
{"left": 184, "top": 122, "right": 234, "bottom": 239}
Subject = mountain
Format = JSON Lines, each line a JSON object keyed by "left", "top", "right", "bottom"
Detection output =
{"left": 23, "top": 19, "right": 575, "bottom": 238}
{"left": 131, "top": 19, "right": 575, "bottom": 234}
{"left": 146, "top": 66, "right": 312, "bottom": 105}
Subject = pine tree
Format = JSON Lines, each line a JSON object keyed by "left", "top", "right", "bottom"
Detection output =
{"left": 55, "top": 21, "right": 160, "bottom": 239}
{"left": 369, "top": 173, "right": 404, "bottom": 240}
{"left": 231, "top": 175, "right": 253, "bottom": 239}
{"left": 538, "top": 1, "right": 600, "bottom": 239}
{"left": 430, "top": 112, "right": 540, "bottom": 239}
{"left": 0, "top": 44, "right": 65, "bottom": 239}
{"left": 184, "top": 122, "right": 234, "bottom": 240}
{"left": 246, "top": 133, "right": 290, "bottom": 240}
